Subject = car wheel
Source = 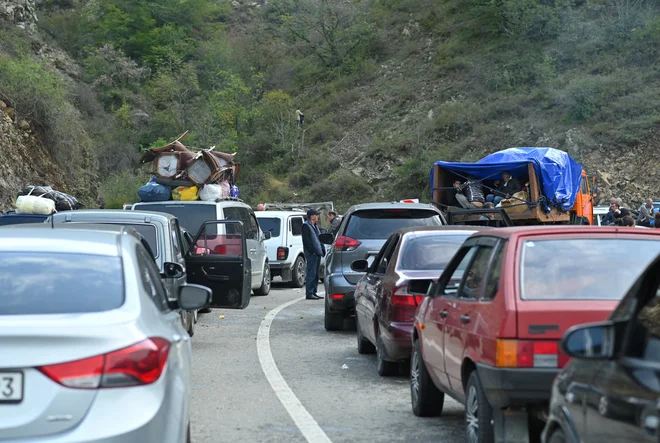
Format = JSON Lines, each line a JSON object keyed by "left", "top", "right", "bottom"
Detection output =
{"left": 411, "top": 339, "right": 444, "bottom": 417}
{"left": 254, "top": 265, "right": 271, "bottom": 296}
{"left": 193, "top": 309, "right": 198, "bottom": 324}
{"left": 465, "top": 371, "right": 494, "bottom": 443}
{"left": 199, "top": 307, "right": 212, "bottom": 314}
{"left": 548, "top": 428, "right": 566, "bottom": 443}
{"left": 290, "top": 256, "right": 306, "bottom": 288}
{"left": 356, "top": 321, "right": 376, "bottom": 354}
{"left": 376, "top": 334, "right": 398, "bottom": 376}
{"left": 324, "top": 298, "right": 343, "bottom": 331}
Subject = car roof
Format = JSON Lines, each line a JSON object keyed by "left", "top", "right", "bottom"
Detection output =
{"left": 0, "top": 225, "right": 126, "bottom": 256}
{"left": 471, "top": 225, "right": 660, "bottom": 240}
{"left": 50, "top": 209, "right": 175, "bottom": 222}
{"left": 345, "top": 202, "right": 441, "bottom": 213}
{"left": 397, "top": 226, "right": 491, "bottom": 235}
{"left": 133, "top": 200, "right": 251, "bottom": 209}
{"left": 256, "top": 211, "right": 306, "bottom": 217}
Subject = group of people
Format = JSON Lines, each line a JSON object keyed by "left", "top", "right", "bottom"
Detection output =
{"left": 447, "top": 171, "right": 526, "bottom": 209}
{"left": 602, "top": 197, "right": 660, "bottom": 227}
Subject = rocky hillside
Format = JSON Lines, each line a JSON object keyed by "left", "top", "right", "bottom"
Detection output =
{"left": 2, "top": 0, "right": 660, "bottom": 212}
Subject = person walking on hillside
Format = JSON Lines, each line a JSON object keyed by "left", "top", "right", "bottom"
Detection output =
{"left": 302, "top": 209, "right": 325, "bottom": 300}
{"left": 296, "top": 109, "right": 305, "bottom": 128}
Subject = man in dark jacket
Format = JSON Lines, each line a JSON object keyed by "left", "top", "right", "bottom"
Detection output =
{"left": 486, "top": 171, "right": 522, "bottom": 206}
{"left": 327, "top": 211, "right": 341, "bottom": 235}
{"left": 302, "top": 208, "right": 325, "bottom": 300}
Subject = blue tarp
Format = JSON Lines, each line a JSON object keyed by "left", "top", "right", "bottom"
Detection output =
{"left": 431, "top": 147, "right": 583, "bottom": 212}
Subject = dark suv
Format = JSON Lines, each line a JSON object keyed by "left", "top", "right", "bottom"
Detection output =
{"left": 319, "top": 202, "right": 445, "bottom": 331}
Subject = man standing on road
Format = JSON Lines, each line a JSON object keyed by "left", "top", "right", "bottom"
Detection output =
{"left": 302, "top": 209, "right": 325, "bottom": 300}
{"left": 327, "top": 211, "right": 341, "bottom": 235}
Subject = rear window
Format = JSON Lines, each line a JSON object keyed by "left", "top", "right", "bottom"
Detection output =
{"left": 0, "top": 215, "right": 47, "bottom": 226}
{"left": 136, "top": 203, "right": 216, "bottom": 237}
{"left": 520, "top": 238, "right": 660, "bottom": 300}
{"left": 399, "top": 234, "right": 472, "bottom": 270}
{"left": 345, "top": 209, "right": 442, "bottom": 240}
{"left": 258, "top": 217, "right": 281, "bottom": 238}
{"left": 0, "top": 252, "right": 124, "bottom": 315}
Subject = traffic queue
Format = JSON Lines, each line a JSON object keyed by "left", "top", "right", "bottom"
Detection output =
{"left": 1, "top": 146, "right": 659, "bottom": 443}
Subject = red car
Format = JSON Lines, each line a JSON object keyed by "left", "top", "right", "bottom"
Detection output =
{"left": 352, "top": 227, "right": 487, "bottom": 376}
{"left": 410, "top": 226, "right": 660, "bottom": 443}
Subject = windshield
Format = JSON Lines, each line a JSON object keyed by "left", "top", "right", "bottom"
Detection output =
{"left": 399, "top": 234, "right": 472, "bottom": 271}
{"left": 258, "top": 217, "right": 281, "bottom": 238}
{"left": 345, "top": 209, "right": 442, "bottom": 240}
{"left": 520, "top": 238, "right": 660, "bottom": 300}
{"left": 0, "top": 252, "right": 124, "bottom": 315}
{"left": 136, "top": 203, "right": 216, "bottom": 237}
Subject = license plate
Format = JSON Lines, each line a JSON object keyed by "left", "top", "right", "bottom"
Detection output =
{"left": 0, "top": 372, "right": 24, "bottom": 403}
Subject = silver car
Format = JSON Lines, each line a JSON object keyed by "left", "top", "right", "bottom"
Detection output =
{"left": 0, "top": 226, "right": 213, "bottom": 442}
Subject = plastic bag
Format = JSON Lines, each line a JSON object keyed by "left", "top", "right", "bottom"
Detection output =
{"left": 199, "top": 183, "right": 230, "bottom": 201}
{"left": 19, "top": 186, "right": 83, "bottom": 211}
{"left": 230, "top": 185, "right": 239, "bottom": 198}
{"left": 172, "top": 186, "right": 199, "bottom": 201}
{"left": 138, "top": 177, "right": 172, "bottom": 202}
{"left": 15, "top": 195, "right": 56, "bottom": 215}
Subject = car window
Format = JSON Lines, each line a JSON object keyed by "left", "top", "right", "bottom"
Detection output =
{"left": 520, "top": 238, "right": 660, "bottom": 301}
{"left": 580, "top": 176, "right": 588, "bottom": 194}
{"left": 136, "top": 246, "right": 171, "bottom": 311}
{"left": 171, "top": 220, "right": 182, "bottom": 259}
{"left": 258, "top": 217, "right": 281, "bottom": 238}
{"left": 0, "top": 252, "right": 124, "bottom": 315}
{"left": 69, "top": 222, "right": 159, "bottom": 258}
{"left": 135, "top": 203, "right": 217, "bottom": 237}
{"left": 180, "top": 229, "right": 192, "bottom": 254}
{"left": 625, "top": 282, "right": 660, "bottom": 362}
{"left": 442, "top": 246, "right": 477, "bottom": 297}
{"left": 291, "top": 217, "right": 303, "bottom": 236}
{"left": 224, "top": 207, "right": 254, "bottom": 237}
{"left": 377, "top": 235, "right": 399, "bottom": 274}
{"left": 248, "top": 213, "right": 260, "bottom": 240}
{"left": 371, "top": 234, "right": 397, "bottom": 274}
{"left": 344, "top": 209, "right": 442, "bottom": 240}
{"left": 459, "top": 246, "right": 493, "bottom": 300}
{"left": 482, "top": 244, "right": 503, "bottom": 301}
{"left": 399, "top": 233, "right": 472, "bottom": 271}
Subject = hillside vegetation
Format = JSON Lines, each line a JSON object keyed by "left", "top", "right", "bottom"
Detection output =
{"left": 3, "top": 0, "right": 660, "bottom": 209}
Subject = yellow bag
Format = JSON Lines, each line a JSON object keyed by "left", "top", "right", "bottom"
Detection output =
{"left": 172, "top": 186, "right": 199, "bottom": 201}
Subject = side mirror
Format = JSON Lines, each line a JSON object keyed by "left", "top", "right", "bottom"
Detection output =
{"left": 561, "top": 321, "right": 614, "bottom": 360}
{"left": 263, "top": 231, "right": 272, "bottom": 240}
{"left": 319, "top": 233, "right": 334, "bottom": 245}
{"left": 163, "top": 262, "right": 185, "bottom": 279}
{"left": 408, "top": 279, "right": 432, "bottom": 295}
{"left": 178, "top": 284, "right": 212, "bottom": 310}
{"left": 351, "top": 259, "right": 369, "bottom": 272}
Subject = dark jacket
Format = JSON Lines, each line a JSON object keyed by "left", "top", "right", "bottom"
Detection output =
{"left": 458, "top": 181, "right": 485, "bottom": 203}
{"left": 494, "top": 178, "right": 522, "bottom": 197}
{"left": 329, "top": 217, "right": 341, "bottom": 234}
{"left": 302, "top": 220, "right": 325, "bottom": 257}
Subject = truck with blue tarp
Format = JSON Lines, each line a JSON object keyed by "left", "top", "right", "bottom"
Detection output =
{"left": 431, "top": 147, "right": 595, "bottom": 225}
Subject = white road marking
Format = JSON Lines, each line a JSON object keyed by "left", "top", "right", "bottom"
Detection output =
{"left": 257, "top": 292, "right": 332, "bottom": 443}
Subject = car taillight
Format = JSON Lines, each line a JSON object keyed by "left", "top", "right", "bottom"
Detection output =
{"left": 495, "top": 339, "right": 569, "bottom": 369}
{"left": 277, "top": 247, "right": 289, "bottom": 260}
{"left": 330, "top": 294, "right": 344, "bottom": 299}
{"left": 391, "top": 286, "right": 425, "bottom": 322}
{"left": 38, "top": 337, "right": 170, "bottom": 389}
{"left": 333, "top": 236, "right": 362, "bottom": 252}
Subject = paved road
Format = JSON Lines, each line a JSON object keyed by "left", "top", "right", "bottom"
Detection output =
{"left": 190, "top": 283, "right": 465, "bottom": 443}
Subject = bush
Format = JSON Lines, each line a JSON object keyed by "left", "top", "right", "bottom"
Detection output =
{"left": 99, "top": 170, "right": 146, "bottom": 208}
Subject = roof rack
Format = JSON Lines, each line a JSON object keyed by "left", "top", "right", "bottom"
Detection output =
{"left": 263, "top": 201, "right": 334, "bottom": 212}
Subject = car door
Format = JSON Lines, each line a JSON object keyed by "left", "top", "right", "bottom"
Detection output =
{"left": 424, "top": 244, "right": 478, "bottom": 390}
{"left": 247, "top": 209, "right": 266, "bottom": 283}
{"left": 444, "top": 242, "right": 494, "bottom": 395}
{"left": 184, "top": 220, "right": 251, "bottom": 309}
{"left": 169, "top": 219, "right": 187, "bottom": 297}
{"left": 583, "top": 280, "right": 660, "bottom": 443}
{"left": 371, "top": 235, "right": 400, "bottom": 342}
{"left": 224, "top": 207, "right": 259, "bottom": 287}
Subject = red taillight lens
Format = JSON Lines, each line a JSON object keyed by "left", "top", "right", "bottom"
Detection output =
{"left": 38, "top": 355, "right": 104, "bottom": 389}
{"left": 277, "top": 247, "right": 289, "bottom": 261}
{"left": 333, "top": 236, "right": 362, "bottom": 252}
{"left": 497, "top": 339, "right": 562, "bottom": 368}
{"left": 391, "top": 286, "right": 424, "bottom": 322}
{"left": 330, "top": 294, "right": 344, "bottom": 299}
{"left": 38, "top": 337, "right": 170, "bottom": 389}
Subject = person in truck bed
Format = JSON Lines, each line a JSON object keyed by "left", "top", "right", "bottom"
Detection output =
{"left": 486, "top": 171, "right": 522, "bottom": 206}
{"left": 455, "top": 177, "right": 485, "bottom": 209}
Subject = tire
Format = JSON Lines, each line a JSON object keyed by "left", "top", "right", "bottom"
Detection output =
{"left": 254, "top": 264, "right": 271, "bottom": 296}
{"left": 376, "top": 334, "right": 398, "bottom": 376}
{"left": 465, "top": 371, "right": 494, "bottom": 443}
{"left": 411, "top": 339, "right": 444, "bottom": 417}
{"left": 356, "top": 321, "right": 376, "bottom": 354}
{"left": 324, "top": 298, "right": 344, "bottom": 331}
{"left": 187, "top": 312, "right": 194, "bottom": 338}
{"left": 186, "top": 423, "right": 191, "bottom": 443}
{"left": 199, "top": 307, "right": 212, "bottom": 314}
{"left": 290, "top": 256, "right": 306, "bottom": 288}
{"left": 548, "top": 428, "right": 566, "bottom": 443}
{"left": 193, "top": 309, "right": 198, "bottom": 324}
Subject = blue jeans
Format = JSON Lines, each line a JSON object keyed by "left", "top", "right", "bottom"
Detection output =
{"left": 486, "top": 194, "right": 504, "bottom": 205}
{"left": 305, "top": 253, "right": 320, "bottom": 297}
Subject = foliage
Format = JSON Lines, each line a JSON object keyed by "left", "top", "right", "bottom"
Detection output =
{"left": 99, "top": 170, "right": 146, "bottom": 209}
